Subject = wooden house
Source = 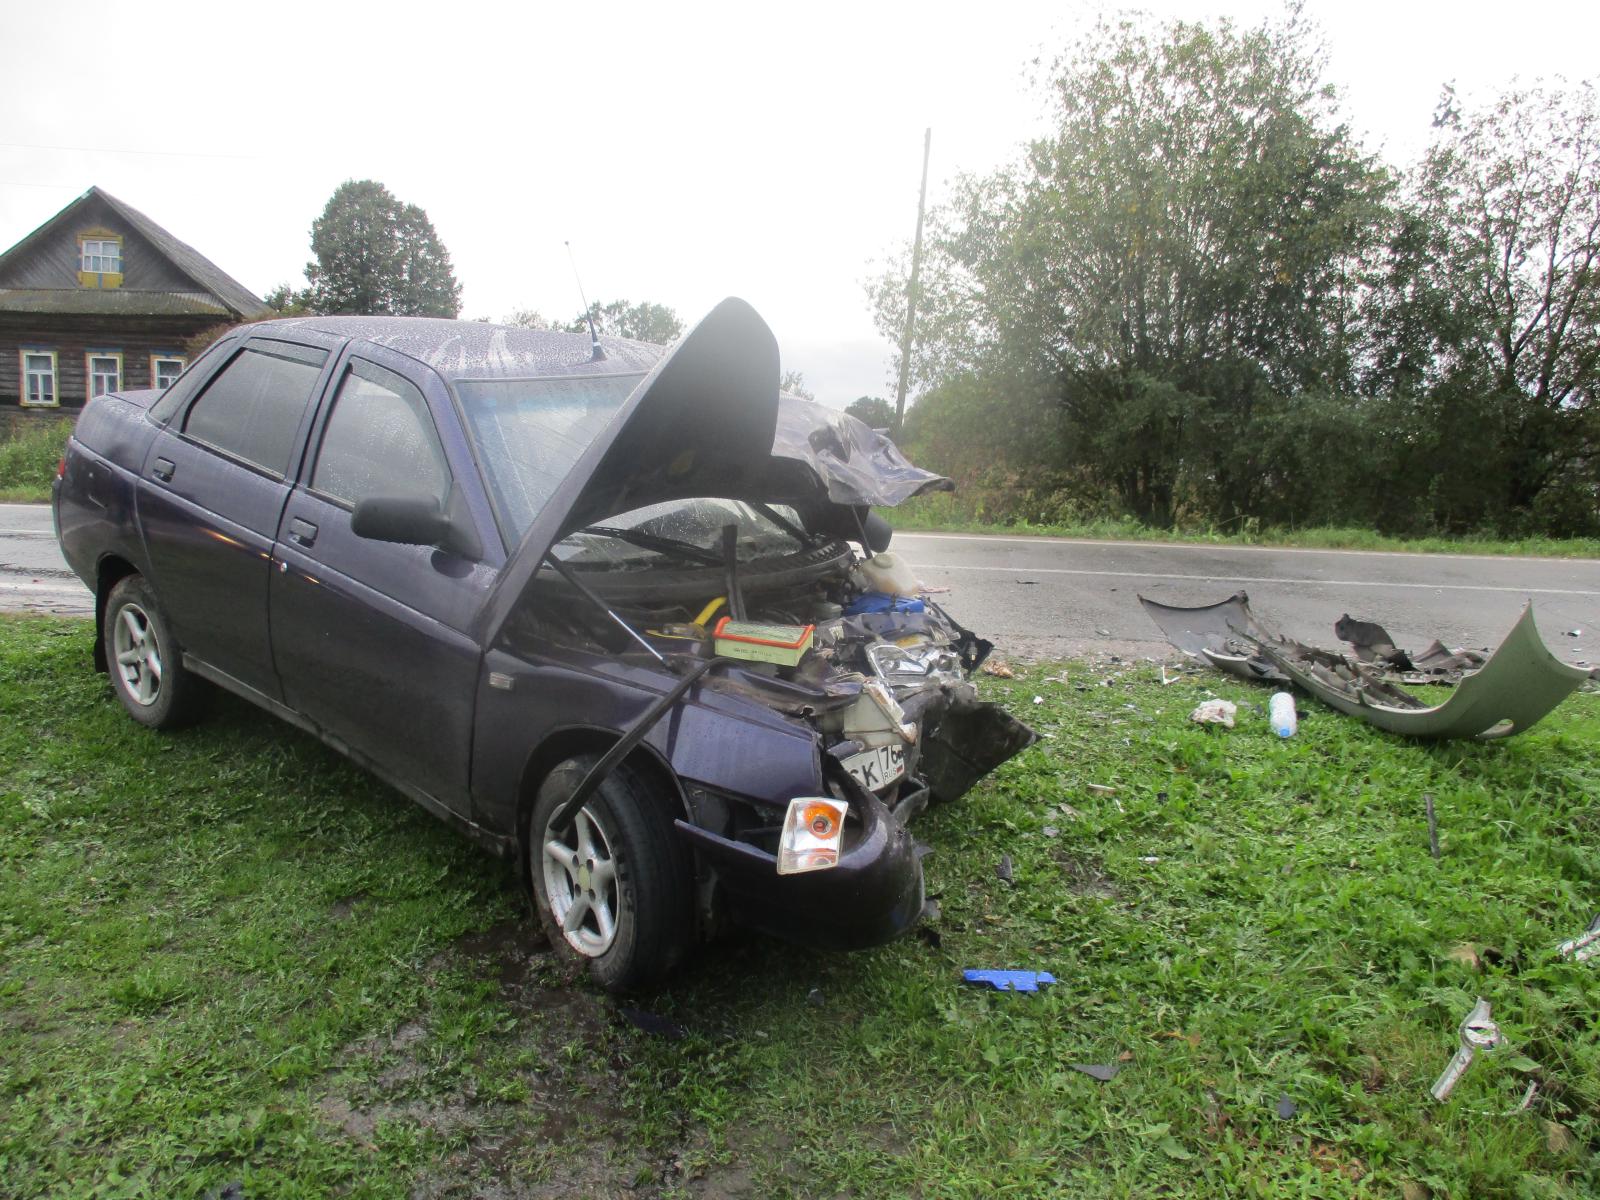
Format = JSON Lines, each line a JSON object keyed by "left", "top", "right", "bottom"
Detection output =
{"left": 0, "top": 186, "right": 269, "bottom": 412}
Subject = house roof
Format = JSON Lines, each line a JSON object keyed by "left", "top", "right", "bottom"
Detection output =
{"left": 0, "top": 186, "right": 268, "bottom": 319}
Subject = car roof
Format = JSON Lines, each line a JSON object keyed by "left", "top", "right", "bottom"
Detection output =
{"left": 249, "top": 315, "right": 668, "bottom": 381}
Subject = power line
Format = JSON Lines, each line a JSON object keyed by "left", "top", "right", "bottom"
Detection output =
{"left": 0, "top": 141, "right": 255, "bottom": 161}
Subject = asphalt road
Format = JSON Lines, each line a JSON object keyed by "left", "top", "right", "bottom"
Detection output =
{"left": 3, "top": 502, "right": 1597, "bottom": 666}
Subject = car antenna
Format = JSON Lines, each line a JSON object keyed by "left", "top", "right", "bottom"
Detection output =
{"left": 564, "top": 240, "right": 606, "bottom": 362}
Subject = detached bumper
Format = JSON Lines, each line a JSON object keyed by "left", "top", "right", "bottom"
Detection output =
{"left": 673, "top": 778, "right": 925, "bottom": 951}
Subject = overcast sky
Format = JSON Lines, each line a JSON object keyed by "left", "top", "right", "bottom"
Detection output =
{"left": 4, "top": 1, "right": 1596, "bottom": 407}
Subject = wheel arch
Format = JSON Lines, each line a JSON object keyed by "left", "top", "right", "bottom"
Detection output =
{"left": 93, "top": 554, "right": 141, "bottom": 673}
{"left": 515, "top": 726, "right": 687, "bottom": 885}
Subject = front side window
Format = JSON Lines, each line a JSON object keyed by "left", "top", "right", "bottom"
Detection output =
{"left": 87, "top": 353, "right": 122, "bottom": 399}
{"left": 182, "top": 342, "right": 328, "bottom": 476}
{"left": 312, "top": 360, "right": 449, "bottom": 507}
{"left": 21, "top": 350, "right": 57, "bottom": 407}
{"left": 151, "top": 355, "right": 186, "bottom": 391}
{"left": 80, "top": 238, "right": 122, "bottom": 273}
{"left": 456, "top": 373, "right": 643, "bottom": 538}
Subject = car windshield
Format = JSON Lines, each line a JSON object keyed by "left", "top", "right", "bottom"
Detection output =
{"left": 456, "top": 374, "right": 646, "bottom": 539}
{"left": 554, "top": 499, "right": 806, "bottom": 567}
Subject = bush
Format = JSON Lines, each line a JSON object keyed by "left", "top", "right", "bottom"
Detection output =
{"left": 0, "top": 418, "right": 71, "bottom": 500}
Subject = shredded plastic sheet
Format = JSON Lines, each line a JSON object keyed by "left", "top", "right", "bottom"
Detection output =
{"left": 1139, "top": 592, "right": 1589, "bottom": 740}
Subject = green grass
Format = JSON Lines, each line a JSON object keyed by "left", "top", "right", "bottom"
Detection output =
{"left": 0, "top": 419, "right": 71, "bottom": 502}
{"left": 891, "top": 491, "right": 1600, "bottom": 559}
{"left": 3, "top": 615, "right": 1598, "bottom": 1197}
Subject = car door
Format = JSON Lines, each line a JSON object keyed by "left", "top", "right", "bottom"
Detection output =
{"left": 269, "top": 348, "right": 500, "bottom": 813}
{"left": 137, "top": 335, "right": 334, "bottom": 701}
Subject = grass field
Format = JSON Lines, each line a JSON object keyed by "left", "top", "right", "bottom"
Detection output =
{"left": 2, "top": 615, "right": 1597, "bottom": 1198}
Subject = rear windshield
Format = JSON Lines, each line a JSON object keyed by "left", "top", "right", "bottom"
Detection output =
{"left": 455, "top": 374, "right": 645, "bottom": 538}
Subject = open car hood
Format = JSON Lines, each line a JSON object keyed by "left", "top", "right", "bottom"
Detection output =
{"left": 473, "top": 297, "right": 952, "bottom": 648}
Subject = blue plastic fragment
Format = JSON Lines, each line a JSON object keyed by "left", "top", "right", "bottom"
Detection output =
{"left": 843, "top": 592, "right": 926, "bottom": 616}
{"left": 962, "top": 969, "right": 1058, "bottom": 992}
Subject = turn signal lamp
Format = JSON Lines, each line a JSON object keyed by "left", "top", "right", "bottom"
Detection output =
{"left": 777, "top": 797, "right": 848, "bottom": 875}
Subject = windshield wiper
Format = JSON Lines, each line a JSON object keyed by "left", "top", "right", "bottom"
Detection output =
{"left": 752, "top": 502, "right": 816, "bottom": 549}
{"left": 575, "top": 525, "right": 725, "bottom": 566}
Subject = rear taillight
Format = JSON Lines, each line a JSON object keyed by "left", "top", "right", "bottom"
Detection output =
{"left": 56, "top": 456, "right": 66, "bottom": 479}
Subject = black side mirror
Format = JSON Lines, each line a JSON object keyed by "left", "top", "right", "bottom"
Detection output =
{"left": 352, "top": 494, "right": 470, "bottom": 555}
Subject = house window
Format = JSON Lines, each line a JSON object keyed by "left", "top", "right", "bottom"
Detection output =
{"left": 81, "top": 238, "right": 122, "bottom": 274}
{"left": 77, "top": 231, "right": 124, "bottom": 288}
{"left": 22, "top": 350, "right": 58, "bottom": 408}
{"left": 151, "top": 355, "right": 186, "bottom": 390}
{"left": 87, "top": 353, "right": 123, "bottom": 399}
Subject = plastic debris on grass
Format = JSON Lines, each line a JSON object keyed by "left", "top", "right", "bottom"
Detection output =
{"left": 1189, "top": 698, "right": 1237, "bottom": 728}
{"left": 962, "top": 969, "right": 1058, "bottom": 992}
{"left": 1430, "top": 997, "right": 1502, "bottom": 1102}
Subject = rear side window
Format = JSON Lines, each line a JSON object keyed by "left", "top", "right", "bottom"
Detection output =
{"left": 311, "top": 359, "right": 450, "bottom": 507}
{"left": 183, "top": 343, "right": 327, "bottom": 476}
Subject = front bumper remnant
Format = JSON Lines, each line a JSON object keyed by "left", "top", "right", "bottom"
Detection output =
{"left": 1140, "top": 592, "right": 1590, "bottom": 740}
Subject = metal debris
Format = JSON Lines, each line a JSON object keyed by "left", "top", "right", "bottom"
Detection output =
{"left": 1275, "top": 1094, "right": 1297, "bottom": 1120}
{"left": 1557, "top": 914, "right": 1600, "bottom": 963}
{"left": 996, "top": 854, "right": 1014, "bottom": 884}
{"left": 1069, "top": 1063, "right": 1119, "bottom": 1081}
{"left": 962, "top": 969, "right": 1057, "bottom": 992}
{"left": 1142, "top": 592, "right": 1588, "bottom": 740}
{"left": 1430, "top": 997, "right": 1502, "bottom": 1102}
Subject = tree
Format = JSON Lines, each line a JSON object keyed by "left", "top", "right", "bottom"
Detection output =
{"left": 1404, "top": 83, "right": 1600, "bottom": 530}
{"left": 845, "top": 396, "right": 895, "bottom": 428}
{"left": 564, "top": 300, "right": 683, "bottom": 343}
{"left": 870, "top": 12, "right": 1393, "bottom": 526}
{"left": 778, "top": 370, "right": 814, "bottom": 400}
{"left": 502, "top": 308, "right": 554, "bottom": 330}
{"left": 304, "top": 180, "right": 462, "bottom": 317}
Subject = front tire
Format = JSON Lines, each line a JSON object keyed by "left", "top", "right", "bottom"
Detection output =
{"left": 527, "top": 755, "right": 693, "bottom": 992}
{"left": 103, "top": 574, "right": 202, "bottom": 729}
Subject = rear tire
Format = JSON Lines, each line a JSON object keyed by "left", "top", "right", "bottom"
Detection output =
{"left": 527, "top": 754, "right": 693, "bottom": 992}
{"left": 103, "top": 574, "right": 202, "bottom": 729}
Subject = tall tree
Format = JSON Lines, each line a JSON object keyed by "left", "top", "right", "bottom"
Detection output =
{"left": 304, "top": 180, "right": 462, "bottom": 317}
{"left": 1407, "top": 83, "right": 1600, "bottom": 528}
{"left": 564, "top": 300, "right": 683, "bottom": 343}
{"left": 872, "top": 12, "right": 1392, "bottom": 525}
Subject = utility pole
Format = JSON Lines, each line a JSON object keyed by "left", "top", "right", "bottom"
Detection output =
{"left": 893, "top": 127, "right": 932, "bottom": 439}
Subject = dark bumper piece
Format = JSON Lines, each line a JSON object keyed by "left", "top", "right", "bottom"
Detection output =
{"left": 673, "top": 776, "right": 925, "bottom": 951}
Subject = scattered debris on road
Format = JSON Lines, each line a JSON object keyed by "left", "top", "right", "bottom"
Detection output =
{"left": 1069, "top": 1063, "right": 1120, "bottom": 1081}
{"left": 1141, "top": 591, "right": 1589, "bottom": 739}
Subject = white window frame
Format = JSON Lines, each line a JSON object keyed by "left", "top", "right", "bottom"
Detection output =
{"left": 21, "top": 349, "right": 58, "bottom": 408}
{"left": 86, "top": 351, "right": 123, "bottom": 400}
{"left": 150, "top": 354, "right": 187, "bottom": 391}
{"left": 80, "top": 238, "right": 122, "bottom": 274}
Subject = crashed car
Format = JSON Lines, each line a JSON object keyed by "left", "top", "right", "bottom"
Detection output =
{"left": 52, "top": 299, "right": 1033, "bottom": 989}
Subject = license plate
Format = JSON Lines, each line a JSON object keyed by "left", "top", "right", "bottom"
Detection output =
{"left": 842, "top": 744, "right": 907, "bottom": 791}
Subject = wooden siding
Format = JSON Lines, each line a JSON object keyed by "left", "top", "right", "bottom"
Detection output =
{"left": 0, "top": 194, "right": 197, "bottom": 293}
{"left": 0, "top": 314, "right": 221, "bottom": 408}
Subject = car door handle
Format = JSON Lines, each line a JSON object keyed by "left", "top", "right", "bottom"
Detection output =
{"left": 288, "top": 517, "right": 319, "bottom": 547}
{"left": 151, "top": 457, "right": 175, "bottom": 483}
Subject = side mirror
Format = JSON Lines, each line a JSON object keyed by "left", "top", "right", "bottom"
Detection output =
{"left": 352, "top": 494, "right": 474, "bottom": 556}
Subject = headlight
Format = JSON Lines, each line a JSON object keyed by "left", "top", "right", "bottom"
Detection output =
{"left": 867, "top": 640, "right": 963, "bottom": 689}
{"left": 776, "top": 796, "right": 848, "bottom": 875}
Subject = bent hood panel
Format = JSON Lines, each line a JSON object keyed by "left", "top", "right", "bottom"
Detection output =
{"left": 475, "top": 297, "right": 780, "bottom": 646}
{"left": 474, "top": 297, "right": 956, "bottom": 649}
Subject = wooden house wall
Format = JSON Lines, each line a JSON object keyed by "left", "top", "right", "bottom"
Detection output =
{"left": 0, "top": 315, "right": 221, "bottom": 408}
{"left": 0, "top": 194, "right": 197, "bottom": 293}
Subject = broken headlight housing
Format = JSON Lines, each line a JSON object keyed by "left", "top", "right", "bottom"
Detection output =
{"left": 866, "top": 640, "right": 963, "bottom": 690}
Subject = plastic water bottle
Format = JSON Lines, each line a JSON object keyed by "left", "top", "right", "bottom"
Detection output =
{"left": 1269, "top": 691, "right": 1297, "bottom": 738}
